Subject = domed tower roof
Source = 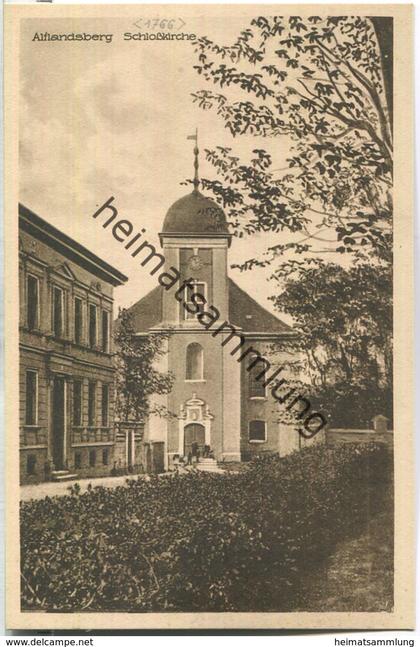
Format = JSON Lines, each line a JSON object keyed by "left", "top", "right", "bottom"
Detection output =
{"left": 160, "top": 130, "right": 231, "bottom": 243}
{"left": 162, "top": 190, "right": 229, "bottom": 235}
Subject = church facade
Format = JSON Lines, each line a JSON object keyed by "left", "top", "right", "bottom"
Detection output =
{"left": 128, "top": 182, "right": 304, "bottom": 468}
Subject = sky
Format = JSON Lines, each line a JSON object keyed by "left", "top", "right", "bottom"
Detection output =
{"left": 20, "top": 15, "right": 298, "bottom": 320}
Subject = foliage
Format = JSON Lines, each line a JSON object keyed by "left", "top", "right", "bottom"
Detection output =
{"left": 21, "top": 442, "right": 391, "bottom": 612}
{"left": 272, "top": 260, "right": 392, "bottom": 426}
{"left": 187, "top": 16, "right": 394, "bottom": 427}
{"left": 113, "top": 308, "right": 174, "bottom": 422}
{"left": 191, "top": 16, "right": 392, "bottom": 264}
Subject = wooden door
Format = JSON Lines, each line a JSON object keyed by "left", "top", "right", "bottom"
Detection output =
{"left": 184, "top": 423, "right": 205, "bottom": 457}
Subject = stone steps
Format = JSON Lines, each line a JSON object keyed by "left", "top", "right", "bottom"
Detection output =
{"left": 196, "top": 458, "right": 222, "bottom": 473}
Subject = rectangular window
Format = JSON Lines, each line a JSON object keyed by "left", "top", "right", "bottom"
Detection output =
{"left": 27, "top": 454, "right": 37, "bottom": 476}
{"left": 102, "top": 449, "right": 109, "bottom": 466}
{"left": 249, "top": 420, "right": 267, "bottom": 443}
{"left": 27, "top": 275, "right": 39, "bottom": 330}
{"left": 184, "top": 281, "right": 206, "bottom": 320}
{"left": 89, "top": 449, "right": 96, "bottom": 467}
{"left": 249, "top": 362, "right": 267, "bottom": 398}
{"left": 25, "top": 370, "right": 38, "bottom": 425}
{"left": 73, "top": 380, "right": 82, "bottom": 426}
{"left": 102, "top": 310, "right": 109, "bottom": 353}
{"left": 74, "top": 297, "right": 83, "bottom": 344}
{"left": 88, "top": 381, "right": 96, "bottom": 427}
{"left": 102, "top": 383, "right": 109, "bottom": 427}
{"left": 52, "top": 286, "right": 64, "bottom": 338}
{"left": 89, "top": 304, "right": 97, "bottom": 348}
{"left": 74, "top": 452, "right": 82, "bottom": 470}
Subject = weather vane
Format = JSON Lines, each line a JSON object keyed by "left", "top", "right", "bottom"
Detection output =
{"left": 187, "top": 129, "right": 199, "bottom": 193}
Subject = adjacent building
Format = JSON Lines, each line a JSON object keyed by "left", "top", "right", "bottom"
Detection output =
{"left": 19, "top": 204, "right": 128, "bottom": 484}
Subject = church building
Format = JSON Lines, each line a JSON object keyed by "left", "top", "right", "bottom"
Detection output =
{"left": 128, "top": 145, "right": 303, "bottom": 469}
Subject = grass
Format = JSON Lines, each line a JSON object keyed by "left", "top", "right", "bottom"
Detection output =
{"left": 297, "top": 482, "right": 394, "bottom": 612}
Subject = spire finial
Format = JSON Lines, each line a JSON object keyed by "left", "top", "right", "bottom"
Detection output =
{"left": 188, "top": 129, "right": 199, "bottom": 193}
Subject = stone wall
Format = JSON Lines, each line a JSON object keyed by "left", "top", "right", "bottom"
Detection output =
{"left": 326, "top": 428, "right": 393, "bottom": 448}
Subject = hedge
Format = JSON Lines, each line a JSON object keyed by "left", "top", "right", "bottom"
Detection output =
{"left": 20, "top": 442, "right": 391, "bottom": 612}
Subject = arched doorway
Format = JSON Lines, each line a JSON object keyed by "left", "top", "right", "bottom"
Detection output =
{"left": 184, "top": 423, "right": 205, "bottom": 457}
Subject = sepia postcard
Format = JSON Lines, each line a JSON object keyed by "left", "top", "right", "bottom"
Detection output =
{"left": 4, "top": 3, "right": 414, "bottom": 631}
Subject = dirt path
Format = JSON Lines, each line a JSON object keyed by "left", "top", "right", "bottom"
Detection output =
{"left": 298, "top": 503, "right": 394, "bottom": 612}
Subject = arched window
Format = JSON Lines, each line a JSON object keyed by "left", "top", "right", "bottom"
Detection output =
{"left": 186, "top": 343, "right": 204, "bottom": 381}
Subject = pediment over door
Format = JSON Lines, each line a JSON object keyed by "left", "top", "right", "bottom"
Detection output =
{"left": 179, "top": 393, "right": 214, "bottom": 421}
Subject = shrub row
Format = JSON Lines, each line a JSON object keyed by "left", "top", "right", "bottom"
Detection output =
{"left": 20, "top": 442, "right": 392, "bottom": 612}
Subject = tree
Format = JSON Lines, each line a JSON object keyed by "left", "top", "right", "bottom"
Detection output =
{"left": 191, "top": 16, "right": 393, "bottom": 266}
{"left": 189, "top": 15, "right": 394, "bottom": 425}
{"left": 272, "top": 260, "right": 392, "bottom": 426}
{"left": 114, "top": 308, "right": 174, "bottom": 422}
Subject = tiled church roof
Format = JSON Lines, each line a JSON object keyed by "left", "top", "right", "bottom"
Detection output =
{"left": 227, "top": 280, "right": 292, "bottom": 333}
{"left": 127, "top": 279, "right": 292, "bottom": 335}
{"left": 128, "top": 285, "right": 163, "bottom": 331}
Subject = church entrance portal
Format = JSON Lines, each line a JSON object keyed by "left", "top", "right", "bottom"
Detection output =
{"left": 184, "top": 423, "right": 205, "bottom": 457}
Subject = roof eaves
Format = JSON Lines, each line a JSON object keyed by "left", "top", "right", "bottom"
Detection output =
{"left": 19, "top": 203, "right": 128, "bottom": 286}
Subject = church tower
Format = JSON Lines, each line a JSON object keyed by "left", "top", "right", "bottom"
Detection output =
{"left": 132, "top": 137, "right": 296, "bottom": 469}
{"left": 153, "top": 137, "right": 242, "bottom": 466}
{"left": 159, "top": 138, "right": 230, "bottom": 326}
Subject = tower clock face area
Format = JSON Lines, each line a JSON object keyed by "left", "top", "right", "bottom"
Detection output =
{"left": 188, "top": 254, "right": 203, "bottom": 271}
{"left": 181, "top": 249, "right": 210, "bottom": 277}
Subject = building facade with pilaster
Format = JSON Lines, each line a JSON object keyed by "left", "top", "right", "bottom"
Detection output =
{"left": 19, "top": 204, "right": 128, "bottom": 484}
